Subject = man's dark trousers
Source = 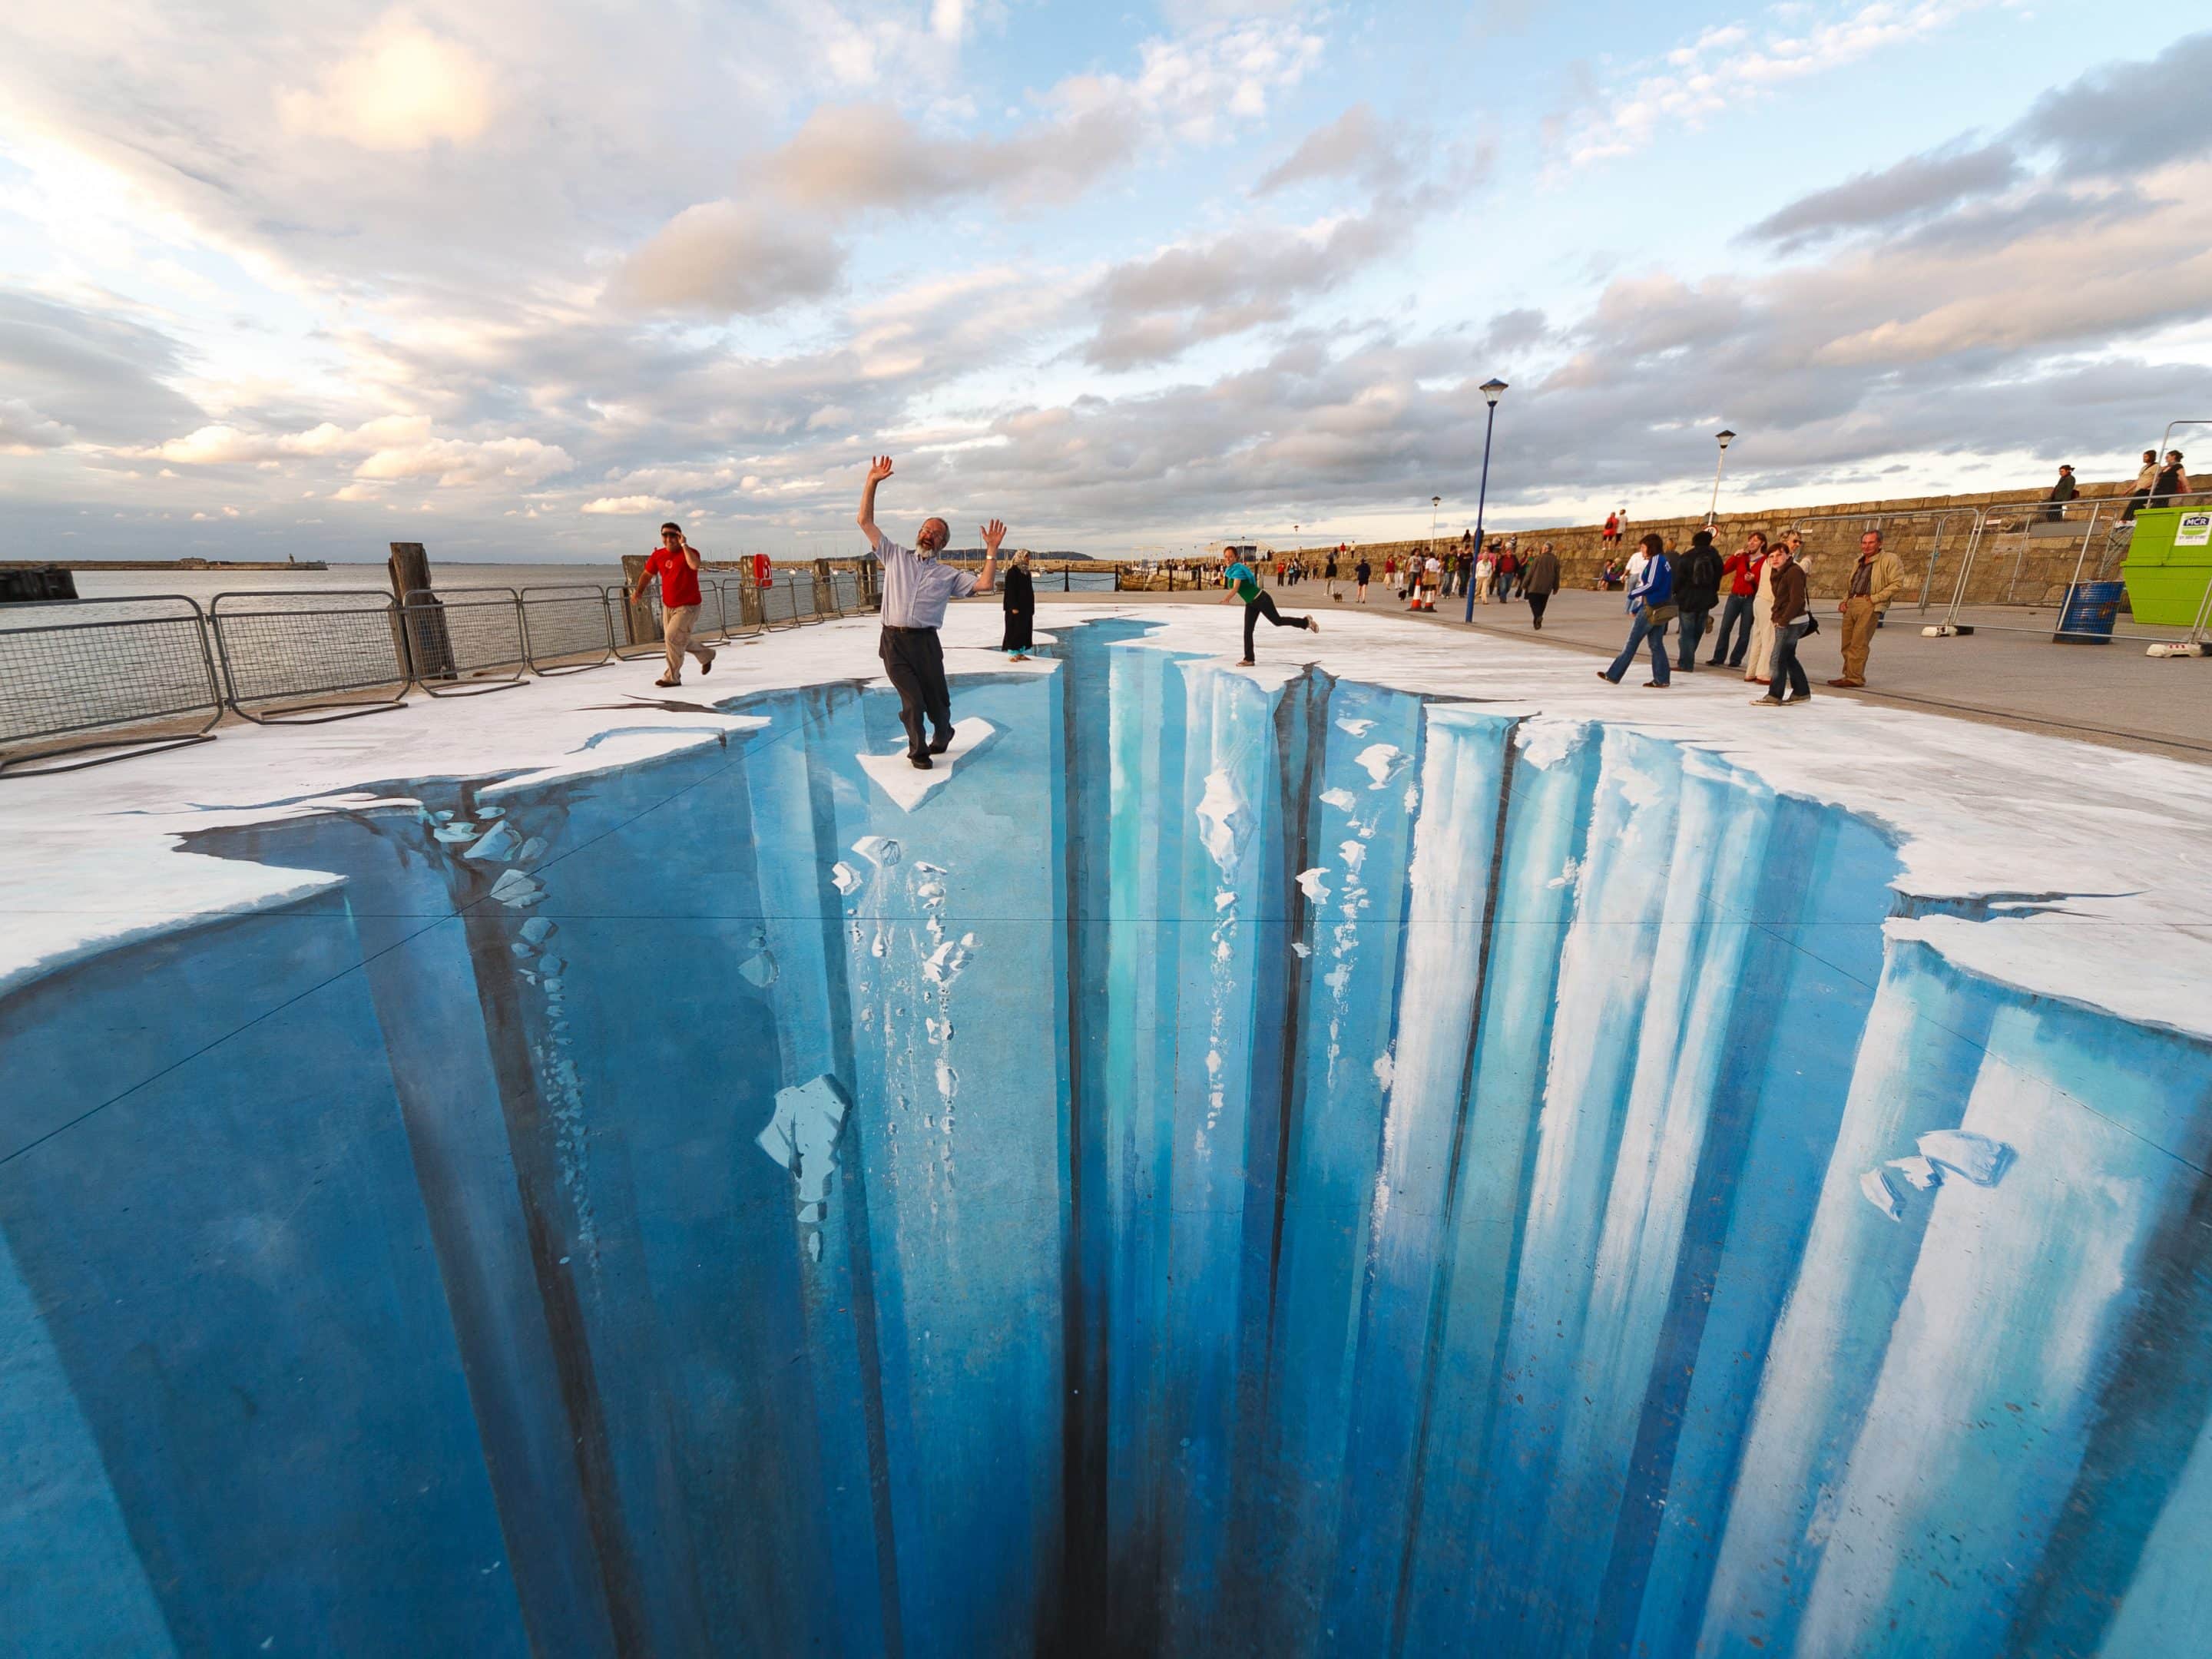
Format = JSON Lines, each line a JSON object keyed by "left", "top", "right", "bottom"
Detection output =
{"left": 1675, "top": 605, "right": 1713, "bottom": 671}
{"left": 1710, "top": 591, "right": 1755, "bottom": 664}
{"left": 879, "top": 625, "right": 952, "bottom": 757}
{"left": 1244, "top": 591, "right": 1308, "bottom": 658}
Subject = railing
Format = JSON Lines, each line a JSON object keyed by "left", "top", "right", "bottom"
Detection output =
{"left": 1932, "top": 489, "right": 2212, "bottom": 651}
{"left": 209, "top": 591, "right": 412, "bottom": 724}
{"left": 520, "top": 584, "right": 616, "bottom": 675}
{"left": 1784, "top": 509, "right": 1978, "bottom": 613}
{"left": 0, "top": 596, "right": 224, "bottom": 776}
{"left": 401, "top": 588, "right": 527, "bottom": 697}
{"left": 0, "top": 567, "right": 881, "bottom": 777}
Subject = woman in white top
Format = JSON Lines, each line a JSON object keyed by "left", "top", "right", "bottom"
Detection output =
{"left": 1743, "top": 535, "right": 1793, "bottom": 684}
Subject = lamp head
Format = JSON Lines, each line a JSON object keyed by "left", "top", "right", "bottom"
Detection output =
{"left": 1716, "top": 429, "right": 1737, "bottom": 450}
{"left": 1479, "top": 378, "right": 1508, "bottom": 406}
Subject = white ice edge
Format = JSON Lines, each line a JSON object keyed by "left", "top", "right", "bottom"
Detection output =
{"left": 0, "top": 604, "right": 2207, "bottom": 1037}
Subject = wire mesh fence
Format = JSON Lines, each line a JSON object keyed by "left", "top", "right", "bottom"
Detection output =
{"left": 1935, "top": 489, "right": 2212, "bottom": 650}
{"left": 713, "top": 578, "right": 763, "bottom": 638}
{"left": 518, "top": 585, "right": 616, "bottom": 674}
{"left": 401, "top": 588, "right": 526, "bottom": 697}
{"left": 760, "top": 575, "right": 801, "bottom": 629}
{"left": 0, "top": 596, "right": 224, "bottom": 777}
{"left": 209, "top": 590, "right": 412, "bottom": 724}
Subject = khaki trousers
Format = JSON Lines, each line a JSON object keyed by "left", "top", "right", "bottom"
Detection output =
{"left": 662, "top": 604, "right": 714, "bottom": 679}
{"left": 1840, "top": 595, "right": 1879, "bottom": 682}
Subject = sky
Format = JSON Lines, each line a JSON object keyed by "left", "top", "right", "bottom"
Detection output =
{"left": 3, "top": 2, "right": 2210, "bottom": 563}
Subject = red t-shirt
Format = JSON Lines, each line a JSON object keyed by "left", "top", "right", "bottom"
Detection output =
{"left": 644, "top": 546, "right": 702, "bottom": 608}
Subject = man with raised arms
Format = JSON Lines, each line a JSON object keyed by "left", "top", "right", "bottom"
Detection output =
{"left": 856, "top": 455, "right": 1002, "bottom": 770}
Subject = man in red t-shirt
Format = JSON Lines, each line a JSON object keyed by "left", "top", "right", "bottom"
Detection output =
{"left": 1708, "top": 528, "right": 1768, "bottom": 667}
{"left": 629, "top": 521, "right": 717, "bottom": 687}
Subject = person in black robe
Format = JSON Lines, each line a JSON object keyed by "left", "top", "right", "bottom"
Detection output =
{"left": 1001, "top": 548, "right": 1035, "bottom": 658}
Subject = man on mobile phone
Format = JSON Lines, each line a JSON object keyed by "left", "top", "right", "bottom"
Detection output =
{"left": 856, "top": 455, "right": 1002, "bottom": 770}
{"left": 631, "top": 522, "right": 716, "bottom": 687}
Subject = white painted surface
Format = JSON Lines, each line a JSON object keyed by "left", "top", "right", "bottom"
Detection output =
{"left": 2, "top": 604, "right": 2208, "bottom": 1038}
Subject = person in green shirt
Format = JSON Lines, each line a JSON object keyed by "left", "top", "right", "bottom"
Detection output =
{"left": 1220, "top": 546, "right": 1318, "bottom": 664}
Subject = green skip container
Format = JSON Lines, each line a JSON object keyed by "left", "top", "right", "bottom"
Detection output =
{"left": 2122, "top": 505, "right": 2212, "bottom": 626}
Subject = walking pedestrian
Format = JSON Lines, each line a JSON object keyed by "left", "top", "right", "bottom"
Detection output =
{"left": 1710, "top": 530, "right": 1765, "bottom": 667}
{"left": 1424, "top": 551, "right": 1444, "bottom": 609}
{"left": 1753, "top": 538, "right": 1813, "bottom": 705}
{"left": 1623, "top": 534, "right": 1652, "bottom": 611}
{"left": 1673, "top": 527, "right": 1724, "bottom": 673}
{"left": 1827, "top": 529, "right": 1906, "bottom": 688}
{"left": 1475, "top": 544, "right": 1495, "bottom": 602}
{"left": 1355, "top": 555, "right": 1372, "bottom": 603}
{"left": 1222, "top": 545, "right": 1319, "bottom": 662}
{"left": 631, "top": 521, "right": 717, "bottom": 687}
{"left": 1523, "top": 540, "right": 1559, "bottom": 629}
{"left": 1743, "top": 531, "right": 1798, "bottom": 686}
{"left": 856, "top": 455, "right": 1002, "bottom": 770}
{"left": 1001, "top": 546, "right": 1035, "bottom": 661}
{"left": 1599, "top": 534, "right": 1675, "bottom": 687}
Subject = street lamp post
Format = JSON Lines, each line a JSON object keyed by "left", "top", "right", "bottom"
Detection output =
{"left": 1464, "top": 378, "right": 1508, "bottom": 623}
{"left": 1707, "top": 429, "right": 1737, "bottom": 527}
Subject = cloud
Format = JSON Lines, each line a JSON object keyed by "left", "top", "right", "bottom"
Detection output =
{"left": 611, "top": 202, "right": 846, "bottom": 316}
{"left": 1255, "top": 104, "right": 1396, "bottom": 194}
{"left": 1082, "top": 213, "right": 1392, "bottom": 369}
{"left": 1743, "top": 141, "right": 2022, "bottom": 247}
{"left": 276, "top": 11, "right": 498, "bottom": 151}
{"left": 2016, "top": 30, "right": 2212, "bottom": 178}
{"left": 0, "top": 397, "right": 74, "bottom": 452}
{"left": 0, "top": 291, "right": 206, "bottom": 445}
{"left": 1564, "top": 0, "right": 1985, "bottom": 166}
{"left": 761, "top": 101, "right": 1137, "bottom": 214}
{"left": 353, "top": 433, "right": 573, "bottom": 486}
{"left": 581, "top": 494, "right": 674, "bottom": 515}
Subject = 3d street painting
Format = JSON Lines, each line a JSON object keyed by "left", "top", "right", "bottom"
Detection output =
{"left": 4, "top": 610, "right": 2210, "bottom": 1657}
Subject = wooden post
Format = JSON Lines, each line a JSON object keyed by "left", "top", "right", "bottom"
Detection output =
{"left": 618, "top": 554, "right": 661, "bottom": 649}
{"left": 387, "top": 541, "right": 453, "bottom": 678}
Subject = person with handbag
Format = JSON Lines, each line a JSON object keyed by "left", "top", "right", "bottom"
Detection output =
{"left": 1753, "top": 539, "right": 1814, "bottom": 705}
{"left": 1598, "top": 533, "right": 1676, "bottom": 687}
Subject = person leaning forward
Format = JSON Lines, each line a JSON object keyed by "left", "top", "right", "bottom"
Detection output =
{"left": 1828, "top": 529, "right": 1906, "bottom": 688}
{"left": 856, "top": 455, "right": 1002, "bottom": 770}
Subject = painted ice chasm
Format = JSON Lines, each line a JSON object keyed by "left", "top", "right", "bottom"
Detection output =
{"left": 5, "top": 618, "right": 2210, "bottom": 1658}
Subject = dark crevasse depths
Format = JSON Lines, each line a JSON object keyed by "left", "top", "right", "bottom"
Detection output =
{"left": 5, "top": 618, "right": 2212, "bottom": 1658}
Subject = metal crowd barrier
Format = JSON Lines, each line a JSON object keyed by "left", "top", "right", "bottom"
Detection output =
{"left": 0, "top": 596, "right": 224, "bottom": 777}
{"left": 520, "top": 584, "right": 615, "bottom": 674}
{"left": 1784, "top": 508, "right": 1977, "bottom": 613}
{"left": 609, "top": 583, "right": 667, "bottom": 661}
{"left": 2, "top": 566, "right": 882, "bottom": 778}
{"left": 209, "top": 590, "right": 412, "bottom": 724}
{"left": 1932, "top": 488, "right": 2212, "bottom": 652}
{"left": 401, "top": 587, "right": 526, "bottom": 697}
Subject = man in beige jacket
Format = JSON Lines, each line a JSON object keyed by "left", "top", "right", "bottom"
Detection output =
{"left": 1830, "top": 529, "right": 1908, "bottom": 687}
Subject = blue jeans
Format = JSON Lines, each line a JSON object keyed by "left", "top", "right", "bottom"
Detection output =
{"left": 1604, "top": 610, "right": 1671, "bottom": 684}
{"left": 1711, "top": 591, "right": 1755, "bottom": 664}
{"left": 1675, "top": 605, "right": 1712, "bottom": 670}
{"left": 1770, "top": 619, "right": 1811, "bottom": 699}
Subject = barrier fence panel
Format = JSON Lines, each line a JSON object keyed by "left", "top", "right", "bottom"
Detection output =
{"left": 709, "top": 578, "right": 757, "bottom": 641}
{"left": 760, "top": 575, "right": 800, "bottom": 629}
{"left": 1786, "top": 508, "right": 1976, "bottom": 613}
{"left": 832, "top": 571, "right": 861, "bottom": 613}
{"left": 0, "top": 596, "right": 223, "bottom": 777}
{"left": 1936, "top": 489, "right": 2212, "bottom": 651}
{"left": 210, "top": 591, "right": 412, "bottom": 724}
{"left": 521, "top": 584, "right": 616, "bottom": 674}
{"left": 609, "top": 585, "right": 667, "bottom": 661}
{"left": 402, "top": 588, "right": 526, "bottom": 697}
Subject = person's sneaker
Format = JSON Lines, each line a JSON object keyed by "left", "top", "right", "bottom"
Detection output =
{"left": 1306, "top": 617, "right": 1320, "bottom": 634}
{"left": 1751, "top": 695, "right": 1783, "bottom": 705}
{"left": 1596, "top": 671, "right": 1614, "bottom": 684}
{"left": 655, "top": 677, "right": 680, "bottom": 687}
{"left": 1824, "top": 677, "right": 1851, "bottom": 687}
{"left": 1643, "top": 680, "right": 1671, "bottom": 688}
{"left": 909, "top": 753, "right": 933, "bottom": 770}
{"left": 928, "top": 727, "right": 954, "bottom": 755}
{"left": 1780, "top": 693, "right": 1813, "bottom": 704}
{"left": 1237, "top": 657, "right": 1256, "bottom": 666}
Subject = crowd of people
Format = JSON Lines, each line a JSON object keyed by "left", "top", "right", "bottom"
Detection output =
{"left": 1594, "top": 524, "right": 1906, "bottom": 701}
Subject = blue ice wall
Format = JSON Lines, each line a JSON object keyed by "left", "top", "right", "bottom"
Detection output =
{"left": 5, "top": 620, "right": 2211, "bottom": 1657}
